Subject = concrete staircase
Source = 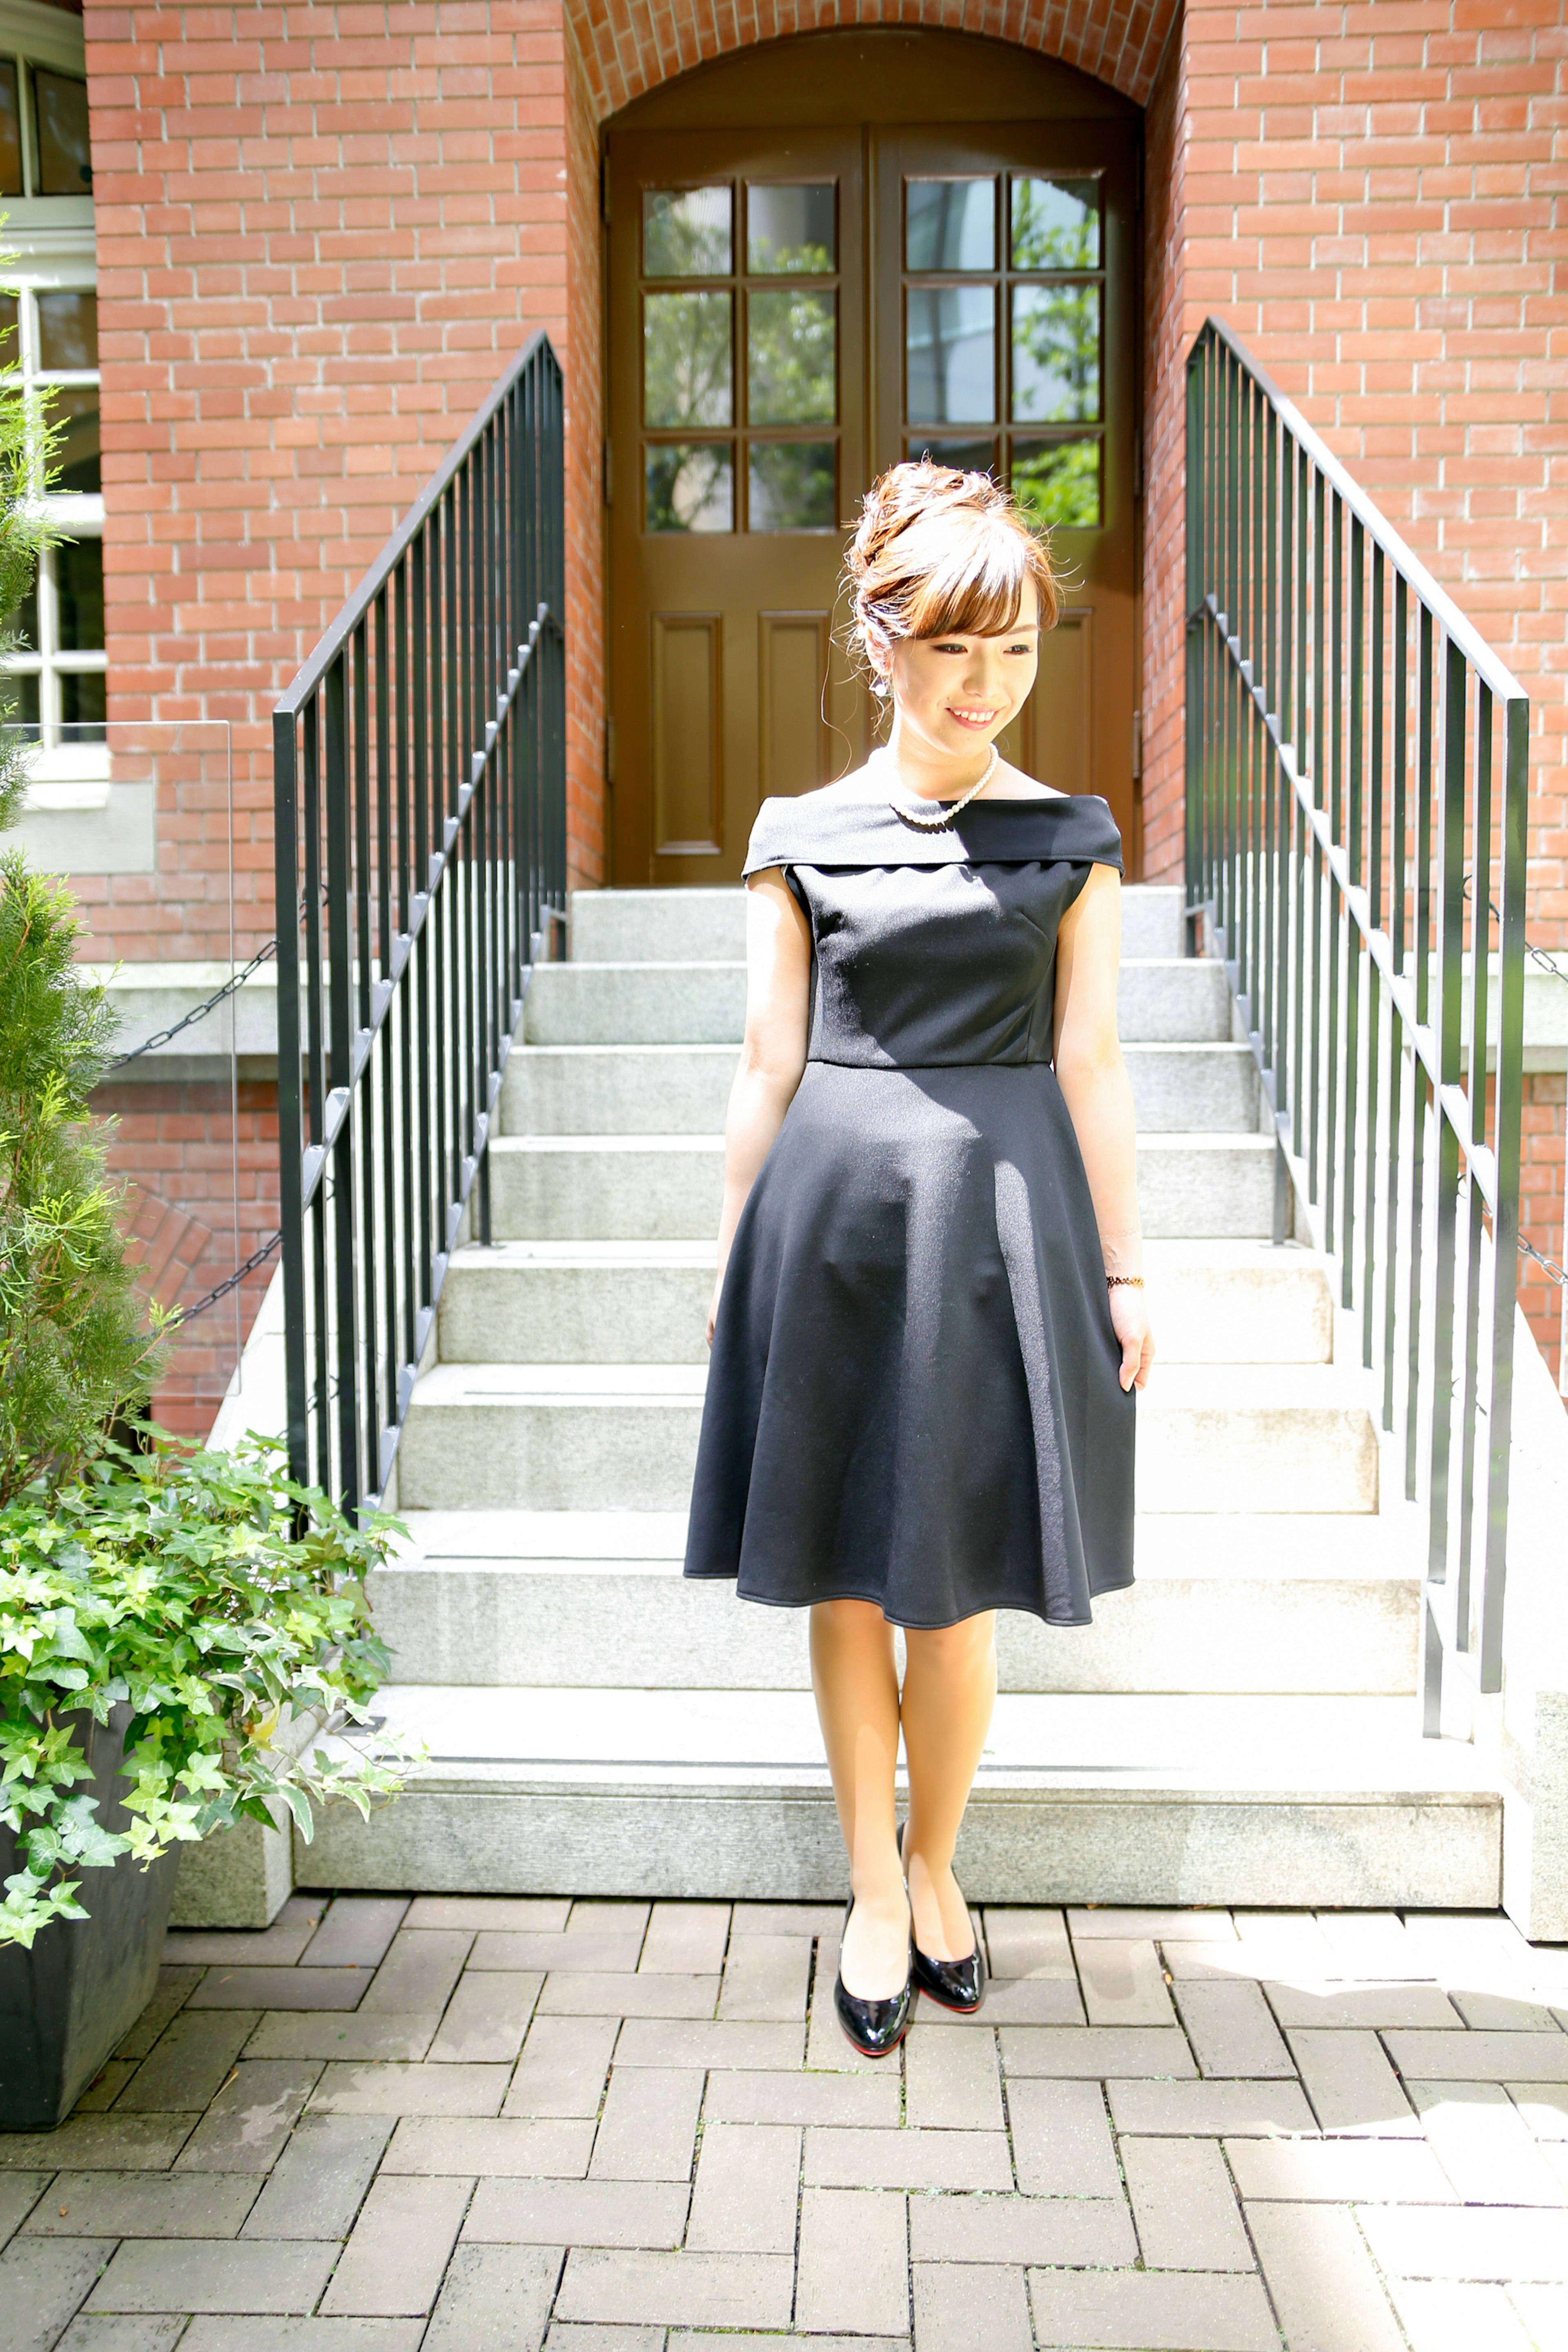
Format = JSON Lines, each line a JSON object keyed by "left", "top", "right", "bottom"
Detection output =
{"left": 309, "top": 885, "right": 1504, "bottom": 1909}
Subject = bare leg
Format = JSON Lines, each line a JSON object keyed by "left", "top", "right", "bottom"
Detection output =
{"left": 900, "top": 1611, "right": 997, "bottom": 1961}
{"left": 809, "top": 1598, "right": 910, "bottom": 1998}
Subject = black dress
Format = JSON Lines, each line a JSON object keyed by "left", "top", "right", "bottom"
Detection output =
{"left": 683, "top": 781, "right": 1135, "bottom": 1630}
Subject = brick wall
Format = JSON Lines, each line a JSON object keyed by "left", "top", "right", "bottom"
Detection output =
{"left": 1520, "top": 1069, "right": 1566, "bottom": 1385}
{"left": 1141, "top": 15, "right": 1186, "bottom": 882}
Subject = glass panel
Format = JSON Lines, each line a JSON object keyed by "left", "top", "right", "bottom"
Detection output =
{"left": 747, "top": 183, "right": 835, "bottom": 274}
{"left": 35, "top": 71, "right": 92, "bottom": 195}
{"left": 905, "top": 178, "right": 995, "bottom": 272}
{"left": 643, "top": 187, "right": 731, "bottom": 277}
{"left": 645, "top": 443, "right": 734, "bottom": 532}
{"left": 56, "top": 537, "right": 104, "bottom": 651}
{"left": 1011, "top": 283, "right": 1100, "bottom": 423}
{"left": 1011, "top": 177, "right": 1101, "bottom": 271}
{"left": 748, "top": 291, "right": 835, "bottom": 425}
{"left": 59, "top": 669, "right": 106, "bottom": 739}
{"left": 0, "top": 292, "right": 17, "bottom": 359}
{"left": 906, "top": 286, "right": 995, "bottom": 424}
{"left": 748, "top": 441, "right": 835, "bottom": 530}
{"left": 4, "top": 672, "right": 40, "bottom": 737}
{"left": 643, "top": 292, "right": 733, "bottom": 428}
{"left": 37, "top": 290, "right": 97, "bottom": 371}
{"left": 906, "top": 437, "right": 998, "bottom": 477}
{"left": 51, "top": 388, "right": 100, "bottom": 494}
{"left": 2, "top": 577, "right": 37, "bottom": 649}
{"left": 1012, "top": 437, "right": 1102, "bottom": 528}
{"left": 0, "top": 62, "right": 21, "bottom": 197}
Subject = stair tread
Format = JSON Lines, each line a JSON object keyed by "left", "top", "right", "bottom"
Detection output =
{"left": 490, "top": 1133, "right": 724, "bottom": 1153}
{"left": 409, "top": 1360, "right": 1368, "bottom": 1408}
{"left": 445, "top": 1236, "right": 1324, "bottom": 1273}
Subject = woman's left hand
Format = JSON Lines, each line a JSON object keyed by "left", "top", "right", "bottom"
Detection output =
{"left": 1109, "top": 1284, "right": 1154, "bottom": 1392}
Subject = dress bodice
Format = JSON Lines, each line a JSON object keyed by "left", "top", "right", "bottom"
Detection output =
{"left": 743, "top": 782, "right": 1123, "bottom": 1069}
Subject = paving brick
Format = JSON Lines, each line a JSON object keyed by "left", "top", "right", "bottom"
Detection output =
{"left": 670, "top": 2339, "right": 904, "bottom": 2352}
{"left": 1508, "top": 2285, "right": 1568, "bottom": 2347}
{"left": 405, "top": 1899, "right": 570, "bottom": 1933}
{"left": 556, "top": 2249, "right": 792, "bottom": 2328}
{"left": 164, "top": 1895, "right": 327, "bottom": 1969}
{"left": 472, "top": 1936, "right": 645, "bottom": 1974}
{"left": 187, "top": 1967, "right": 375, "bottom": 2011}
{"left": 999, "top": 2027, "right": 1195, "bottom": 2078}
{"left": 1026, "top": 2264, "right": 1278, "bottom": 2350}
{"left": 505, "top": 2016, "right": 619, "bottom": 2118}
{"left": 1232, "top": 1912, "right": 1339, "bottom": 1975}
{"left": 0, "top": 2238, "right": 114, "bottom": 2350}
{"left": 428, "top": 1972, "right": 543, "bottom": 2066}
{"left": 796, "top": 2187, "right": 908, "bottom": 2335}
{"left": 980, "top": 1909, "right": 1074, "bottom": 1979}
{"left": 1161, "top": 1941, "right": 1273, "bottom": 1981}
{"left": 1073, "top": 1908, "right": 1237, "bottom": 1941}
{"left": 1225, "top": 2136, "right": 1459, "bottom": 2203}
{"left": 1005, "top": 2077, "right": 1120, "bottom": 2197}
{"left": 242, "top": 2114, "right": 394, "bottom": 2239}
{"left": 805, "top": 2125, "right": 1011, "bottom": 2190}
{"left": 926, "top": 1980, "right": 1081, "bottom": 2026}
{"left": 0, "top": 2118, "right": 196, "bottom": 2172}
{"left": 321, "top": 2174, "right": 472, "bottom": 2317}
{"left": 1390, "top": 2277, "right": 1538, "bottom": 2352}
{"left": 1510, "top": 2083, "right": 1568, "bottom": 2138}
{"left": 612, "top": 2021, "right": 803, "bottom": 2071}
{"left": 1121, "top": 2136, "right": 1252, "bottom": 2269}
{"left": 173, "top": 2060, "right": 320, "bottom": 2171}
{"left": 1389, "top": 2029, "right": 1568, "bottom": 2082}
{"left": 1074, "top": 1939, "right": 1176, "bottom": 2027}
{"left": 1451, "top": 1989, "right": 1561, "bottom": 2031}
{"left": 1174, "top": 1979, "right": 1295, "bottom": 2077}
{"left": 1410, "top": 2079, "right": 1567, "bottom": 2204}
{"left": 247, "top": 2015, "right": 440, "bottom": 2062}
{"left": 904, "top": 2020, "right": 1004, "bottom": 2129}
{"left": 1400, "top": 1913, "right": 1537, "bottom": 1985}
{"left": 1358, "top": 2202, "right": 1568, "bottom": 2281}
{"left": 300, "top": 1898, "right": 411, "bottom": 1969}
{"left": 1287, "top": 2028, "right": 1419, "bottom": 2135}
{"left": 909, "top": 2190, "right": 1134, "bottom": 2265}
{"left": 567, "top": 1905, "right": 651, "bottom": 1941}
{"left": 1312, "top": 1913, "right": 1426, "bottom": 1980}
{"left": 1107, "top": 2079, "right": 1317, "bottom": 2136}
{"left": 704, "top": 2069, "right": 900, "bottom": 2127}
{"left": 1265, "top": 1982, "right": 1463, "bottom": 2030}
{"left": 640, "top": 1906, "right": 731, "bottom": 1975}
{"left": 590, "top": 2069, "right": 702, "bottom": 2183}
{"left": 310, "top": 2062, "right": 510, "bottom": 2117}
{"left": 727, "top": 1903, "right": 842, "bottom": 1937}
{"left": 361, "top": 1931, "right": 474, "bottom": 2016}
{"left": 466, "top": 2177, "right": 688, "bottom": 2247}
{"left": 716, "top": 1938, "right": 809, "bottom": 2022}
{"left": 913, "top": 2259, "right": 1031, "bottom": 2351}
{"left": 1247, "top": 2201, "right": 1408, "bottom": 2350}
{"left": 180, "top": 2324, "right": 425, "bottom": 2350}
{"left": 805, "top": 1980, "right": 885, "bottom": 2074}
{"left": 550, "top": 2330, "right": 667, "bottom": 2352}
{"left": 424, "top": 2243, "right": 559, "bottom": 2350}
{"left": 56, "top": 2317, "right": 191, "bottom": 2350}
{"left": 21, "top": 2170, "right": 259, "bottom": 2238}
{"left": 119, "top": 2010, "right": 257, "bottom": 2111}
{"left": 0, "top": 2174, "right": 49, "bottom": 2250}
{"left": 384, "top": 2117, "right": 596, "bottom": 2177}
{"left": 115, "top": 1971, "right": 203, "bottom": 2060}
{"left": 73, "top": 2064, "right": 140, "bottom": 2114}
{"left": 539, "top": 1976, "right": 719, "bottom": 2020}
{"left": 685, "top": 2121, "right": 798, "bottom": 2253}
{"left": 85, "top": 2238, "right": 337, "bottom": 2314}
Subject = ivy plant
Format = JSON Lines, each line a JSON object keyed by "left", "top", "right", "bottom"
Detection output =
{"left": 0, "top": 1431, "right": 410, "bottom": 1949}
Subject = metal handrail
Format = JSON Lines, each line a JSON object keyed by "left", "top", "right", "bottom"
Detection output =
{"left": 273, "top": 333, "right": 566, "bottom": 1512}
{"left": 1185, "top": 315, "right": 1529, "bottom": 1729}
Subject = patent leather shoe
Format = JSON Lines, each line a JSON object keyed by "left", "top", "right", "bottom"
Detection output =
{"left": 833, "top": 1896, "right": 915, "bottom": 2058}
{"left": 898, "top": 1822, "right": 987, "bottom": 2015}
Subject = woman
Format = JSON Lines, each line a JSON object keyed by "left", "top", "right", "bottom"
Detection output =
{"left": 684, "top": 461, "right": 1153, "bottom": 2056}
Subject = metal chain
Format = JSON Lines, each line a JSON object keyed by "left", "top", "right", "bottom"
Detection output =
{"left": 107, "top": 935, "right": 279, "bottom": 1067}
{"left": 172, "top": 1227, "right": 283, "bottom": 1324}
{"left": 1461, "top": 873, "right": 1568, "bottom": 985}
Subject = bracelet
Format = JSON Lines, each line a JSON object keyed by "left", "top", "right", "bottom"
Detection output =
{"left": 1106, "top": 1274, "right": 1144, "bottom": 1290}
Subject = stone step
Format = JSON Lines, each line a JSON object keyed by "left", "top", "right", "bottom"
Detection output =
{"left": 486, "top": 1132, "right": 1278, "bottom": 1242}
{"left": 395, "top": 1361, "right": 1378, "bottom": 1514}
{"left": 304, "top": 1686, "right": 1499, "bottom": 1907}
{"left": 522, "top": 958, "right": 1231, "bottom": 1049}
{"left": 436, "top": 1239, "right": 1333, "bottom": 1366}
{"left": 568, "top": 882, "right": 1186, "bottom": 964}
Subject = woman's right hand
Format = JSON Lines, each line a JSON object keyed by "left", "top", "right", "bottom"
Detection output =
{"left": 706, "top": 1267, "right": 724, "bottom": 1350}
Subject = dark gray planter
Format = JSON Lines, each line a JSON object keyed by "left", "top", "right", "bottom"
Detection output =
{"left": 0, "top": 1703, "right": 182, "bottom": 2129}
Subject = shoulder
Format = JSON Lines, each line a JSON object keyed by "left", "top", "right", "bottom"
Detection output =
{"left": 743, "top": 775, "right": 883, "bottom": 875}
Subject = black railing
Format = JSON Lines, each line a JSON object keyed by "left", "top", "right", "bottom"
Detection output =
{"left": 273, "top": 333, "right": 566, "bottom": 1512}
{"left": 1186, "top": 316, "right": 1530, "bottom": 1731}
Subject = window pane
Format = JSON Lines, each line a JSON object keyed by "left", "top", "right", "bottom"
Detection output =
{"left": 1012, "top": 437, "right": 1101, "bottom": 528}
{"left": 60, "top": 668, "right": 107, "bottom": 740}
{"left": 56, "top": 537, "right": 104, "bottom": 651}
{"left": 1011, "top": 178, "right": 1100, "bottom": 271}
{"left": 0, "top": 62, "right": 21, "bottom": 198}
{"left": 1011, "top": 284, "right": 1100, "bottom": 423}
{"left": 747, "top": 183, "right": 835, "bottom": 274}
{"left": 35, "top": 71, "right": 92, "bottom": 195}
{"left": 51, "top": 388, "right": 100, "bottom": 494}
{"left": 37, "top": 290, "right": 97, "bottom": 371}
{"left": 748, "top": 291, "right": 835, "bottom": 425}
{"left": 906, "top": 285, "right": 995, "bottom": 424}
{"left": 2, "top": 578, "right": 37, "bottom": 650}
{"left": 4, "top": 673, "right": 40, "bottom": 738}
{"left": 0, "top": 293, "right": 18, "bottom": 360}
{"left": 643, "top": 187, "right": 731, "bottom": 277}
{"left": 645, "top": 443, "right": 733, "bottom": 532}
{"left": 906, "top": 178, "right": 995, "bottom": 272}
{"left": 906, "top": 437, "right": 998, "bottom": 477}
{"left": 643, "top": 292, "right": 733, "bottom": 428}
{"left": 748, "top": 441, "right": 835, "bottom": 530}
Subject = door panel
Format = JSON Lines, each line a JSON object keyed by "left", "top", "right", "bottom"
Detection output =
{"left": 760, "top": 610, "right": 833, "bottom": 802}
{"left": 651, "top": 613, "right": 722, "bottom": 853}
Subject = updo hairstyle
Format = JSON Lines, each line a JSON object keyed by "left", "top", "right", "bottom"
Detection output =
{"left": 845, "top": 460, "right": 1061, "bottom": 688}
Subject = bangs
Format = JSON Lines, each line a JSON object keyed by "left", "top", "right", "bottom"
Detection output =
{"left": 878, "top": 508, "right": 1056, "bottom": 642}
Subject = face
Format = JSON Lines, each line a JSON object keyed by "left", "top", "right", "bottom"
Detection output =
{"left": 878, "top": 577, "right": 1041, "bottom": 757}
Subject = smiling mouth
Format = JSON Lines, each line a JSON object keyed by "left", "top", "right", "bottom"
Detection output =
{"left": 950, "top": 708, "right": 1000, "bottom": 726}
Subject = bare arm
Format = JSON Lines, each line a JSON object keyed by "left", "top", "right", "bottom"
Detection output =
{"left": 707, "top": 865, "right": 812, "bottom": 1345}
{"left": 1052, "top": 862, "right": 1154, "bottom": 1392}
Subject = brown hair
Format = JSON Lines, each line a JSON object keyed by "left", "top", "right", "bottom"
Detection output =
{"left": 844, "top": 460, "right": 1060, "bottom": 682}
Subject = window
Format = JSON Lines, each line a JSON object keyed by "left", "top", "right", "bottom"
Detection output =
{"left": 0, "top": 281, "right": 104, "bottom": 766}
{"left": 0, "top": 50, "right": 90, "bottom": 198}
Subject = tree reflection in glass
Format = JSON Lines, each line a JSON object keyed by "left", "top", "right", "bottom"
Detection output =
{"left": 646, "top": 444, "right": 734, "bottom": 532}
{"left": 1011, "top": 178, "right": 1100, "bottom": 272}
{"left": 1012, "top": 439, "right": 1100, "bottom": 528}
{"left": 748, "top": 292, "right": 835, "bottom": 425}
{"left": 643, "top": 187, "right": 731, "bottom": 276}
{"left": 1011, "top": 284, "right": 1100, "bottom": 423}
{"left": 748, "top": 442, "right": 835, "bottom": 530}
{"left": 644, "top": 292, "right": 733, "bottom": 428}
{"left": 748, "top": 184, "right": 834, "bottom": 275}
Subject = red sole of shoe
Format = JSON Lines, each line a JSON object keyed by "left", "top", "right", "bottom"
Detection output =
{"left": 839, "top": 2024, "right": 911, "bottom": 2058}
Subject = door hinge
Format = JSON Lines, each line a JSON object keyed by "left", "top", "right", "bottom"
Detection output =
{"left": 605, "top": 715, "right": 617, "bottom": 784}
{"left": 602, "top": 437, "right": 612, "bottom": 506}
{"left": 1131, "top": 708, "right": 1144, "bottom": 783}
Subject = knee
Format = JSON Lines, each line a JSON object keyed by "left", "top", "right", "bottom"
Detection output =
{"left": 812, "top": 1597, "right": 893, "bottom": 1648}
{"left": 905, "top": 1612, "right": 996, "bottom": 1675}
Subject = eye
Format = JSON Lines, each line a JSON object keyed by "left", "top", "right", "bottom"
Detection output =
{"left": 932, "top": 640, "right": 968, "bottom": 655}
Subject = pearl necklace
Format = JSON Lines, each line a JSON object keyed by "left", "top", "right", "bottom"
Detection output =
{"left": 884, "top": 744, "right": 1000, "bottom": 830}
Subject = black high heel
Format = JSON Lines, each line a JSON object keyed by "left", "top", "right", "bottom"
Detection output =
{"left": 898, "top": 1821, "right": 987, "bottom": 2015}
{"left": 833, "top": 1894, "right": 915, "bottom": 2058}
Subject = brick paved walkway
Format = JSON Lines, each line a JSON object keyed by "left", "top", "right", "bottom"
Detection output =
{"left": 4, "top": 1898, "right": 1568, "bottom": 2350}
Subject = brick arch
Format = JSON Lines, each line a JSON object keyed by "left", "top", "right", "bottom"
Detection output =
{"left": 572, "top": 0, "right": 1176, "bottom": 121}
